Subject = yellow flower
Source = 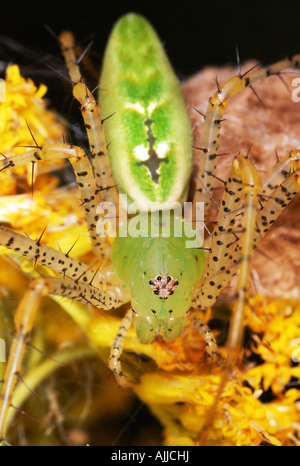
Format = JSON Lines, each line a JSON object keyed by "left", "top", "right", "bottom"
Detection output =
{"left": 0, "top": 65, "right": 65, "bottom": 195}
{"left": 244, "top": 296, "right": 300, "bottom": 394}
{"left": 130, "top": 296, "right": 300, "bottom": 446}
{"left": 0, "top": 65, "right": 90, "bottom": 257}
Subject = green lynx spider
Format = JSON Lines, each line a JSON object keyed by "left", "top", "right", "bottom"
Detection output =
{"left": 0, "top": 13, "right": 300, "bottom": 444}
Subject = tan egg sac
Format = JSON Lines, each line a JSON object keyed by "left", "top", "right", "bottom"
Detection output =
{"left": 182, "top": 63, "right": 300, "bottom": 298}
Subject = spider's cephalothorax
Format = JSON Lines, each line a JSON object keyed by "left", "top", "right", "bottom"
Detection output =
{"left": 110, "top": 214, "right": 205, "bottom": 344}
{"left": 149, "top": 275, "right": 179, "bottom": 299}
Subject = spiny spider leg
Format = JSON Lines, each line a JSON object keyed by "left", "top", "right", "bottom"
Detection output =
{"left": 187, "top": 312, "right": 218, "bottom": 359}
{"left": 259, "top": 150, "right": 300, "bottom": 201}
{"left": 220, "top": 151, "right": 300, "bottom": 290}
{"left": 197, "top": 155, "right": 261, "bottom": 444}
{"left": 108, "top": 308, "right": 135, "bottom": 387}
{"left": 194, "top": 53, "right": 300, "bottom": 214}
{"left": 253, "top": 152, "right": 300, "bottom": 244}
{"left": 196, "top": 154, "right": 300, "bottom": 444}
{"left": 0, "top": 31, "right": 127, "bottom": 443}
{"left": 195, "top": 159, "right": 247, "bottom": 307}
{"left": 0, "top": 225, "right": 99, "bottom": 283}
{"left": 0, "top": 273, "right": 121, "bottom": 442}
{"left": 58, "top": 31, "right": 119, "bottom": 208}
{"left": 197, "top": 151, "right": 300, "bottom": 302}
{"left": 0, "top": 143, "right": 105, "bottom": 256}
{"left": 190, "top": 55, "right": 300, "bottom": 443}
{"left": 0, "top": 226, "right": 128, "bottom": 305}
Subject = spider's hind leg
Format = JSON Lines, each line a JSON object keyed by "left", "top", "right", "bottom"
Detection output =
{"left": 196, "top": 155, "right": 261, "bottom": 444}
{"left": 197, "top": 152, "right": 300, "bottom": 444}
{"left": 0, "top": 270, "right": 121, "bottom": 444}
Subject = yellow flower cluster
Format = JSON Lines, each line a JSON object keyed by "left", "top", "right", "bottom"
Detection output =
{"left": 245, "top": 296, "right": 300, "bottom": 394}
{"left": 86, "top": 298, "right": 300, "bottom": 445}
{"left": 131, "top": 297, "right": 300, "bottom": 446}
{"left": 0, "top": 65, "right": 90, "bottom": 253}
{"left": 0, "top": 65, "right": 64, "bottom": 195}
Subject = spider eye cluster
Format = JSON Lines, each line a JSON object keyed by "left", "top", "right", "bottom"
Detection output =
{"left": 148, "top": 274, "right": 179, "bottom": 299}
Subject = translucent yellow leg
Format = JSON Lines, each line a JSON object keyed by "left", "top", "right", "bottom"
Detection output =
{"left": 196, "top": 150, "right": 300, "bottom": 306}
{"left": 222, "top": 151, "right": 300, "bottom": 290}
{"left": 0, "top": 273, "right": 121, "bottom": 444}
{"left": 0, "top": 278, "right": 49, "bottom": 443}
{"left": 194, "top": 54, "right": 300, "bottom": 214}
{"left": 0, "top": 226, "right": 97, "bottom": 283}
{"left": 59, "top": 31, "right": 119, "bottom": 208}
{"left": 196, "top": 159, "right": 246, "bottom": 307}
{"left": 198, "top": 156, "right": 261, "bottom": 444}
{"left": 108, "top": 309, "right": 134, "bottom": 387}
{"left": 198, "top": 153, "right": 300, "bottom": 443}
{"left": 187, "top": 311, "right": 217, "bottom": 358}
{"left": 0, "top": 143, "right": 104, "bottom": 256}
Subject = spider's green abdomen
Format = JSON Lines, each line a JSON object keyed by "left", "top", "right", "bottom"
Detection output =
{"left": 99, "top": 13, "right": 193, "bottom": 208}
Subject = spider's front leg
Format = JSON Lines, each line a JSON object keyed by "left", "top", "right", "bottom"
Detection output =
{"left": 194, "top": 53, "right": 300, "bottom": 213}
{"left": 58, "top": 31, "right": 119, "bottom": 208}
{"left": 0, "top": 143, "right": 106, "bottom": 256}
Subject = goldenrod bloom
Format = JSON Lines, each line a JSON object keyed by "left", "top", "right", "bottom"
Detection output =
{"left": 0, "top": 65, "right": 65, "bottom": 195}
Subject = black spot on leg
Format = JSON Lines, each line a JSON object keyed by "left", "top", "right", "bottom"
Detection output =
{"left": 6, "top": 237, "right": 14, "bottom": 247}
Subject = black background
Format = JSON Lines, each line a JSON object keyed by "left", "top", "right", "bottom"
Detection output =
{"left": 1, "top": 0, "right": 300, "bottom": 77}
